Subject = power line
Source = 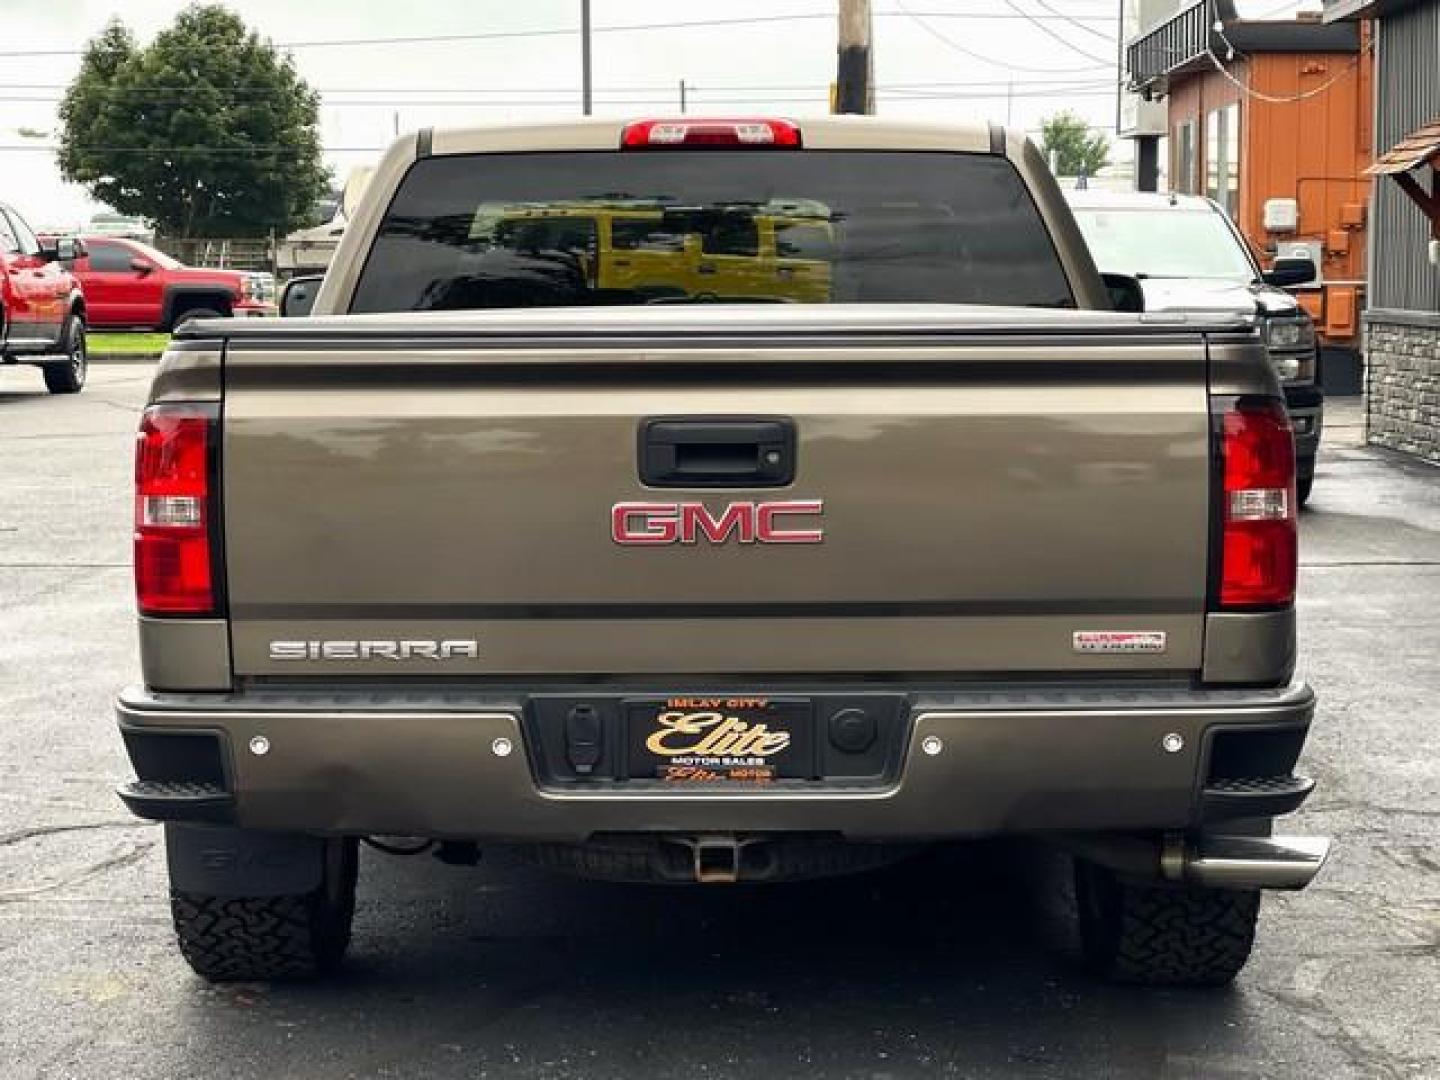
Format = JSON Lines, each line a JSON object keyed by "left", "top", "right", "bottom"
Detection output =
{"left": 0, "top": 81, "right": 1120, "bottom": 106}
{"left": 1001, "top": 1, "right": 1116, "bottom": 66}
{"left": 0, "top": 9, "right": 1130, "bottom": 59}
{"left": 1204, "top": 47, "right": 1366, "bottom": 104}
{"left": 0, "top": 145, "right": 379, "bottom": 153}
{"left": 0, "top": 73, "right": 1125, "bottom": 96}
{"left": 885, "top": 86, "right": 1116, "bottom": 99}
{"left": 0, "top": 74, "right": 1129, "bottom": 91}
{"left": 892, "top": 0, "right": 1112, "bottom": 74}
{"left": 896, "top": 5, "right": 1118, "bottom": 19}
{"left": 1027, "top": 0, "right": 1117, "bottom": 43}
{"left": 282, "top": 9, "right": 1122, "bottom": 48}
{"left": 0, "top": 88, "right": 1122, "bottom": 117}
{"left": 0, "top": 84, "right": 1124, "bottom": 146}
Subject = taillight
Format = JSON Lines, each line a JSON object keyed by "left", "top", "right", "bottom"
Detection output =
{"left": 1218, "top": 398, "right": 1297, "bottom": 608}
{"left": 135, "top": 404, "right": 218, "bottom": 615}
{"left": 620, "top": 118, "right": 801, "bottom": 149}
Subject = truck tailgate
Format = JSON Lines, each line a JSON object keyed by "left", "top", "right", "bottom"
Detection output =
{"left": 220, "top": 309, "right": 1215, "bottom": 678}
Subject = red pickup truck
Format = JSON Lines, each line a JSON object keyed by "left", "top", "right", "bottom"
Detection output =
{"left": 1, "top": 200, "right": 87, "bottom": 393}
{"left": 68, "top": 236, "right": 276, "bottom": 330}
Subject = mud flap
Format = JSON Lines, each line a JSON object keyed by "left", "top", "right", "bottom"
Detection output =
{"left": 165, "top": 823, "right": 325, "bottom": 897}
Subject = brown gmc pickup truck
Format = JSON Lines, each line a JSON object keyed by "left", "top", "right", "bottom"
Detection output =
{"left": 117, "top": 117, "right": 1329, "bottom": 987}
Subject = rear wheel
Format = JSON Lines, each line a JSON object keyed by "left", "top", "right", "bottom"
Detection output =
{"left": 41, "top": 313, "right": 87, "bottom": 394}
{"left": 1074, "top": 858, "right": 1260, "bottom": 986}
{"left": 170, "top": 836, "right": 358, "bottom": 981}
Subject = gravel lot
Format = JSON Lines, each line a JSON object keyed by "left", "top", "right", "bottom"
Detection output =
{"left": 1, "top": 366, "right": 1436, "bottom": 1079}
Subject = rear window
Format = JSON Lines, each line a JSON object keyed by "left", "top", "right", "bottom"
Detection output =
{"left": 350, "top": 151, "right": 1074, "bottom": 312}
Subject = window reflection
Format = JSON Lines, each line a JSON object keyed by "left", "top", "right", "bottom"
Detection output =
{"left": 352, "top": 152, "right": 1076, "bottom": 312}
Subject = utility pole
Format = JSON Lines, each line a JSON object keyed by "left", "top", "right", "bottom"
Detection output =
{"left": 581, "top": 0, "right": 592, "bottom": 116}
{"left": 835, "top": 0, "right": 873, "bottom": 115}
{"left": 679, "top": 79, "right": 687, "bottom": 114}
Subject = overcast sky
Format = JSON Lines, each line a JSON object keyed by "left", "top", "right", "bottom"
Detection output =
{"left": 0, "top": 0, "right": 1317, "bottom": 229}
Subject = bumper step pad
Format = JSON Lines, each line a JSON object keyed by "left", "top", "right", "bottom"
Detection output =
{"left": 118, "top": 780, "right": 234, "bottom": 823}
{"left": 1202, "top": 774, "right": 1314, "bottom": 821}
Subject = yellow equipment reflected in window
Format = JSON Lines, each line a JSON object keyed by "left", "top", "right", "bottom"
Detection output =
{"left": 470, "top": 202, "right": 835, "bottom": 304}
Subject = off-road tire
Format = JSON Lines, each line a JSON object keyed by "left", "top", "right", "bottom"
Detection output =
{"left": 170, "top": 837, "right": 358, "bottom": 981}
{"left": 41, "top": 314, "right": 87, "bottom": 394}
{"left": 1075, "top": 858, "right": 1260, "bottom": 986}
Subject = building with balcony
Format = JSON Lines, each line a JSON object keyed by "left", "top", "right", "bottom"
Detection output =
{"left": 1325, "top": 0, "right": 1440, "bottom": 463}
{"left": 1123, "top": 1, "right": 1372, "bottom": 393}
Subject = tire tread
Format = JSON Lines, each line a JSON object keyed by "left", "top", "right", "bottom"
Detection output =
{"left": 1077, "top": 860, "right": 1260, "bottom": 987}
{"left": 171, "top": 891, "right": 341, "bottom": 981}
{"left": 168, "top": 838, "right": 356, "bottom": 982}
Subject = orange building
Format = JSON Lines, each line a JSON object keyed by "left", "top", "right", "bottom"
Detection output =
{"left": 1128, "top": 4, "right": 1372, "bottom": 389}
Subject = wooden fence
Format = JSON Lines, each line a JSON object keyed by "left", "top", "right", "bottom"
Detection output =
{"left": 153, "top": 236, "right": 277, "bottom": 274}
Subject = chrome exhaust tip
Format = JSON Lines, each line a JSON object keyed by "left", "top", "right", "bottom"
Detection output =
{"left": 1050, "top": 831, "right": 1333, "bottom": 891}
{"left": 1171, "top": 834, "right": 1332, "bottom": 891}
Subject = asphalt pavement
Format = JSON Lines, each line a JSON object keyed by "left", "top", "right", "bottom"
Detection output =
{"left": 1, "top": 365, "right": 1436, "bottom": 1079}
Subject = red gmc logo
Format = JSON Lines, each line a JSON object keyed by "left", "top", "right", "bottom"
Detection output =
{"left": 612, "top": 501, "right": 825, "bottom": 545}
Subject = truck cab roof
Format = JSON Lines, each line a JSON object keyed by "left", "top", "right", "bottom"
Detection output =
{"left": 1065, "top": 189, "right": 1305, "bottom": 319}
{"left": 423, "top": 115, "right": 1000, "bottom": 156}
{"left": 1066, "top": 190, "right": 1223, "bottom": 213}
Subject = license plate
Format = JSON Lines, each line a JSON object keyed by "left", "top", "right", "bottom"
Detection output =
{"left": 626, "top": 696, "right": 812, "bottom": 783}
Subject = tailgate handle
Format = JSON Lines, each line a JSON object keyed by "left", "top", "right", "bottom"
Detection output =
{"left": 640, "top": 418, "right": 796, "bottom": 488}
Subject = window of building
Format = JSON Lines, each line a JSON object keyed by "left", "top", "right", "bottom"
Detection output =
{"left": 1206, "top": 111, "right": 1220, "bottom": 202}
{"left": 1222, "top": 104, "right": 1240, "bottom": 217}
{"left": 1174, "top": 121, "right": 1197, "bottom": 194}
{"left": 1205, "top": 104, "right": 1241, "bottom": 219}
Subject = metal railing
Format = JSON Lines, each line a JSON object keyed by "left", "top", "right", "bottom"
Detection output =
{"left": 1127, "top": 0, "right": 1218, "bottom": 93}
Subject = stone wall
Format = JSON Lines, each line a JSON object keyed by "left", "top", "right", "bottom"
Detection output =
{"left": 1366, "top": 316, "right": 1440, "bottom": 464}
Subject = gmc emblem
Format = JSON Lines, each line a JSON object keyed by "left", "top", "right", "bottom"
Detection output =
{"left": 612, "top": 500, "right": 824, "bottom": 545}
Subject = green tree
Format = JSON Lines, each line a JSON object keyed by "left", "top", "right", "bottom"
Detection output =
{"left": 1039, "top": 111, "right": 1111, "bottom": 177}
{"left": 58, "top": 6, "right": 328, "bottom": 238}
